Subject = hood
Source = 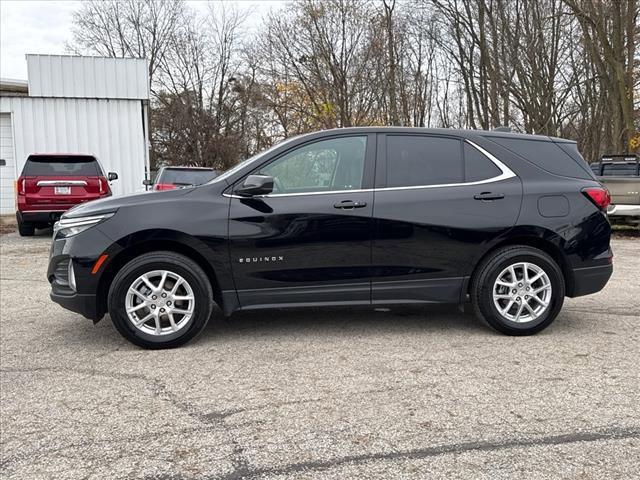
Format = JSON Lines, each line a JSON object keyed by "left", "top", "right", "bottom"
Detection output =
{"left": 63, "top": 187, "right": 195, "bottom": 218}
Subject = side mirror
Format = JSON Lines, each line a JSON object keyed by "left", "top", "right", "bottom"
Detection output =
{"left": 142, "top": 179, "right": 153, "bottom": 186}
{"left": 236, "top": 174, "right": 274, "bottom": 196}
{"left": 108, "top": 172, "right": 119, "bottom": 181}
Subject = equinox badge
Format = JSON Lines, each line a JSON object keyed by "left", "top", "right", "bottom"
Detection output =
{"left": 239, "top": 256, "right": 284, "bottom": 263}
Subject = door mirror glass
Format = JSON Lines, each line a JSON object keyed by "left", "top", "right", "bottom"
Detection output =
{"left": 108, "top": 172, "right": 119, "bottom": 181}
{"left": 142, "top": 179, "right": 153, "bottom": 186}
{"left": 236, "top": 174, "right": 274, "bottom": 196}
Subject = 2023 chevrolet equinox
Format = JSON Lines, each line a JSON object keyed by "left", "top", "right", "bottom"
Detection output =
{"left": 48, "top": 128, "right": 613, "bottom": 349}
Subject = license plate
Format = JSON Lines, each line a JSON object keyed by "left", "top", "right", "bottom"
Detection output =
{"left": 55, "top": 186, "right": 71, "bottom": 195}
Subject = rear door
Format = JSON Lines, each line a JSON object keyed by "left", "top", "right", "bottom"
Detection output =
{"left": 21, "top": 155, "right": 105, "bottom": 209}
{"left": 371, "top": 134, "right": 522, "bottom": 304}
{"left": 228, "top": 134, "right": 375, "bottom": 308}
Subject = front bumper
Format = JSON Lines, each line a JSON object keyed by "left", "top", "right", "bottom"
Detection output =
{"left": 47, "top": 225, "right": 116, "bottom": 322}
{"left": 569, "top": 263, "right": 613, "bottom": 297}
{"left": 50, "top": 291, "right": 101, "bottom": 321}
{"left": 607, "top": 204, "right": 640, "bottom": 218}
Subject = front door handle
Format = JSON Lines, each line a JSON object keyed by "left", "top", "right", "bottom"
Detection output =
{"left": 334, "top": 200, "right": 367, "bottom": 209}
{"left": 474, "top": 192, "right": 505, "bottom": 201}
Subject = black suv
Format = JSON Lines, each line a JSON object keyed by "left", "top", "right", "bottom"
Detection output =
{"left": 48, "top": 128, "right": 613, "bottom": 349}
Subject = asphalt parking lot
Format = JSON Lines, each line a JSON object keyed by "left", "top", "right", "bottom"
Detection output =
{"left": 1, "top": 231, "right": 638, "bottom": 479}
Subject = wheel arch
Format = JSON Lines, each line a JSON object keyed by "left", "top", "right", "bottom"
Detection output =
{"left": 96, "top": 231, "right": 226, "bottom": 319}
{"left": 466, "top": 231, "right": 574, "bottom": 299}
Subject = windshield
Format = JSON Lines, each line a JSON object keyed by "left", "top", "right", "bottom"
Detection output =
{"left": 210, "top": 136, "right": 302, "bottom": 184}
{"left": 158, "top": 168, "right": 219, "bottom": 185}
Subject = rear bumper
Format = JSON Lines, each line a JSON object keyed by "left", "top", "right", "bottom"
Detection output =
{"left": 569, "top": 263, "right": 613, "bottom": 298}
{"left": 17, "top": 210, "right": 65, "bottom": 225}
{"left": 50, "top": 291, "right": 101, "bottom": 321}
{"left": 607, "top": 204, "right": 640, "bottom": 218}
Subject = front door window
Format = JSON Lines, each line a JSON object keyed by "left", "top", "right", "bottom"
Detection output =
{"left": 260, "top": 136, "right": 367, "bottom": 194}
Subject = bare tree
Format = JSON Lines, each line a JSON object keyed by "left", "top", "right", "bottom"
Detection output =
{"left": 152, "top": 3, "right": 248, "bottom": 169}
{"left": 565, "top": 0, "right": 638, "bottom": 152}
{"left": 261, "top": 0, "right": 380, "bottom": 129}
{"left": 67, "top": 0, "right": 639, "bottom": 171}
{"left": 382, "top": 0, "right": 400, "bottom": 125}
{"left": 68, "top": 0, "right": 184, "bottom": 90}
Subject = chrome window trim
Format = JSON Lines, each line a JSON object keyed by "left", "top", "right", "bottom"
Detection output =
{"left": 224, "top": 188, "right": 372, "bottom": 198}
{"left": 36, "top": 180, "right": 88, "bottom": 186}
{"left": 224, "top": 139, "right": 516, "bottom": 199}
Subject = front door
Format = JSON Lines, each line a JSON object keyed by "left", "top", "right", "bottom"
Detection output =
{"left": 228, "top": 134, "right": 375, "bottom": 309}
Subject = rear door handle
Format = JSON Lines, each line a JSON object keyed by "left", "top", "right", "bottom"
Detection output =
{"left": 474, "top": 192, "right": 505, "bottom": 201}
{"left": 334, "top": 200, "right": 367, "bottom": 209}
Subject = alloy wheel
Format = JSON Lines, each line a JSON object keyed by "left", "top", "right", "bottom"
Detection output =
{"left": 492, "top": 262, "right": 552, "bottom": 323}
{"left": 125, "top": 270, "right": 195, "bottom": 336}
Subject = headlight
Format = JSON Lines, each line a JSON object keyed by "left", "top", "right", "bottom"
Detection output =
{"left": 54, "top": 212, "right": 115, "bottom": 239}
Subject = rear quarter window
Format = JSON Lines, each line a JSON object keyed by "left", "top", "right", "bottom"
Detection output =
{"left": 22, "top": 155, "right": 101, "bottom": 176}
{"left": 487, "top": 137, "right": 593, "bottom": 179}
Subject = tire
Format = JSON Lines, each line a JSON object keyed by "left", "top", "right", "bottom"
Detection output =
{"left": 17, "top": 218, "right": 35, "bottom": 237}
{"left": 471, "top": 245, "right": 565, "bottom": 336}
{"left": 108, "top": 251, "right": 214, "bottom": 349}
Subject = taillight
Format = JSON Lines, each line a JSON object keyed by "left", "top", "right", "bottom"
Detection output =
{"left": 99, "top": 177, "right": 110, "bottom": 195}
{"left": 154, "top": 183, "right": 177, "bottom": 191}
{"left": 16, "top": 176, "right": 26, "bottom": 195}
{"left": 582, "top": 186, "right": 611, "bottom": 210}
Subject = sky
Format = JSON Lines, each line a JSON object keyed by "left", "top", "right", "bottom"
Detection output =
{"left": 0, "top": 0, "right": 284, "bottom": 80}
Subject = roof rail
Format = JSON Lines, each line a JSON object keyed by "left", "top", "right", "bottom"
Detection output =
{"left": 493, "top": 126, "right": 511, "bottom": 133}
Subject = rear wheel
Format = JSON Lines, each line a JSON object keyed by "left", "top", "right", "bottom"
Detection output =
{"left": 471, "top": 246, "right": 565, "bottom": 335}
{"left": 17, "top": 217, "right": 35, "bottom": 237}
{"left": 108, "top": 251, "right": 214, "bottom": 349}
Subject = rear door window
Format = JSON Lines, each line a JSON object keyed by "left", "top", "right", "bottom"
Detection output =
{"left": 464, "top": 143, "right": 502, "bottom": 181}
{"left": 22, "top": 155, "right": 101, "bottom": 176}
{"left": 386, "top": 135, "right": 463, "bottom": 187}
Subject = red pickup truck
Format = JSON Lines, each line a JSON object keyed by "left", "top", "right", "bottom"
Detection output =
{"left": 16, "top": 154, "right": 118, "bottom": 236}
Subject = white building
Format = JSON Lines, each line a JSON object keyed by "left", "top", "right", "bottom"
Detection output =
{"left": 0, "top": 54, "right": 150, "bottom": 215}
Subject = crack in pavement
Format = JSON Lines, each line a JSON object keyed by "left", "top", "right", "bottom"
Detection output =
{"left": 210, "top": 427, "right": 640, "bottom": 480}
{"left": 0, "top": 365, "right": 222, "bottom": 424}
{"left": 0, "top": 366, "right": 249, "bottom": 471}
{"left": 2, "top": 366, "right": 640, "bottom": 478}
{"left": 137, "top": 426, "right": 640, "bottom": 480}
{"left": 566, "top": 307, "right": 640, "bottom": 319}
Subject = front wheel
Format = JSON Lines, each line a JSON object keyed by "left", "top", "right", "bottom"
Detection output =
{"left": 471, "top": 246, "right": 565, "bottom": 335}
{"left": 108, "top": 251, "right": 214, "bottom": 349}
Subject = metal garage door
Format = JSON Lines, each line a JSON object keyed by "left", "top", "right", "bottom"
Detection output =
{"left": 0, "top": 113, "right": 16, "bottom": 215}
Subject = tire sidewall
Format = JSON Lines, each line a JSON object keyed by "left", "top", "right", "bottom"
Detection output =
{"left": 477, "top": 250, "right": 565, "bottom": 334}
{"left": 18, "top": 220, "right": 35, "bottom": 236}
{"left": 109, "top": 255, "right": 212, "bottom": 348}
